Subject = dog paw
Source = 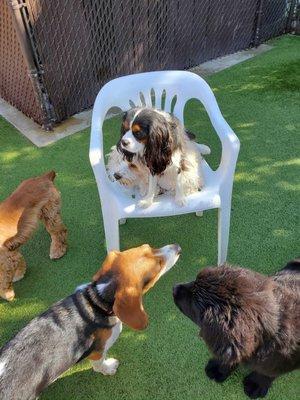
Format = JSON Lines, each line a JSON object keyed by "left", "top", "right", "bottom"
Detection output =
{"left": 175, "top": 196, "right": 187, "bottom": 207}
{"left": 243, "top": 374, "right": 272, "bottom": 399}
{"left": 93, "top": 358, "right": 119, "bottom": 376}
{"left": 3, "top": 238, "right": 19, "bottom": 251}
{"left": 13, "top": 273, "right": 25, "bottom": 282}
{"left": 139, "top": 189, "right": 148, "bottom": 197}
{"left": 205, "top": 359, "right": 232, "bottom": 383}
{"left": 0, "top": 289, "right": 15, "bottom": 302}
{"left": 50, "top": 242, "right": 67, "bottom": 260}
{"left": 138, "top": 198, "right": 153, "bottom": 208}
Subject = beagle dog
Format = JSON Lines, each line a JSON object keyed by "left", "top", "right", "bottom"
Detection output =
{"left": 0, "top": 244, "right": 181, "bottom": 400}
{"left": 0, "top": 171, "right": 67, "bottom": 301}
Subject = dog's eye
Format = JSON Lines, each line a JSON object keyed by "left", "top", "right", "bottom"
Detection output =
{"left": 133, "top": 131, "right": 142, "bottom": 138}
{"left": 133, "top": 130, "right": 146, "bottom": 141}
{"left": 130, "top": 163, "right": 137, "bottom": 169}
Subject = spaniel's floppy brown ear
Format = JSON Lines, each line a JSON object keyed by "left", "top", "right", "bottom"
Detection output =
{"left": 113, "top": 286, "right": 148, "bottom": 330}
{"left": 145, "top": 119, "right": 172, "bottom": 175}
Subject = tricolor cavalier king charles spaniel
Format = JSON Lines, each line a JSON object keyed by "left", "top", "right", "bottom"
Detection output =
{"left": 111, "top": 107, "right": 208, "bottom": 208}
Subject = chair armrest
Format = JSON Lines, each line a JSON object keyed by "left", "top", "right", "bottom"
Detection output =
{"left": 211, "top": 113, "right": 240, "bottom": 190}
{"left": 89, "top": 106, "right": 113, "bottom": 196}
{"left": 185, "top": 73, "right": 240, "bottom": 188}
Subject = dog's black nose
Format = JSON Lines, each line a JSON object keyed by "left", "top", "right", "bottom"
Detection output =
{"left": 113, "top": 172, "right": 122, "bottom": 180}
{"left": 121, "top": 138, "right": 129, "bottom": 147}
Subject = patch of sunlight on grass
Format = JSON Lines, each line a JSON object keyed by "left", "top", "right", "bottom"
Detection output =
{"left": 0, "top": 299, "right": 46, "bottom": 319}
{"left": 285, "top": 123, "right": 298, "bottom": 132}
{"left": 235, "top": 122, "right": 255, "bottom": 129}
{"left": 272, "top": 158, "right": 300, "bottom": 167}
{"left": 235, "top": 172, "right": 259, "bottom": 183}
{"left": 253, "top": 166, "right": 277, "bottom": 176}
{"left": 240, "top": 190, "right": 266, "bottom": 199}
{"left": 273, "top": 229, "right": 290, "bottom": 238}
{"left": 197, "top": 255, "right": 209, "bottom": 265}
{"left": 276, "top": 181, "right": 300, "bottom": 191}
{"left": 122, "top": 331, "right": 147, "bottom": 341}
{"left": 238, "top": 83, "right": 265, "bottom": 91}
{"left": 2, "top": 150, "right": 21, "bottom": 161}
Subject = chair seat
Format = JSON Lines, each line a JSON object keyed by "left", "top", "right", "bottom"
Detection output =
{"left": 106, "top": 153, "right": 220, "bottom": 218}
{"left": 110, "top": 159, "right": 221, "bottom": 218}
{"left": 117, "top": 186, "right": 221, "bottom": 218}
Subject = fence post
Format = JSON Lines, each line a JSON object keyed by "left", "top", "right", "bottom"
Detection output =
{"left": 252, "top": 0, "right": 264, "bottom": 47}
{"left": 286, "top": 0, "right": 297, "bottom": 33}
{"left": 7, "top": 0, "right": 55, "bottom": 130}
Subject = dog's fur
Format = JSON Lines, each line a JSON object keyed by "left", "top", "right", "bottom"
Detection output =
{"left": 173, "top": 260, "right": 300, "bottom": 398}
{"left": 107, "top": 141, "right": 210, "bottom": 198}
{"left": 0, "top": 171, "right": 67, "bottom": 301}
{"left": 0, "top": 244, "right": 181, "bottom": 399}
{"left": 107, "top": 145, "right": 150, "bottom": 196}
{"left": 117, "top": 107, "right": 207, "bottom": 208}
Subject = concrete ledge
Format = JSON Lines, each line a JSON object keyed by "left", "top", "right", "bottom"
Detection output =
{"left": 190, "top": 44, "right": 272, "bottom": 76}
{"left": 0, "top": 44, "right": 272, "bottom": 147}
{"left": 0, "top": 98, "right": 92, "bottom": 147}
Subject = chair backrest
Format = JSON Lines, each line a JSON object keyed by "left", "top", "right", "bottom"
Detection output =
{"left": 93, "top": 70, "right": 222, "bottom": 120}
{"left": 90, "top": 71, "right": 226, "bottom": 193}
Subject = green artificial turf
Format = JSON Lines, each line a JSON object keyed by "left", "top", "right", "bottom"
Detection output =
{"left": 0, "top": 35, "right": 299, "bottom": 399}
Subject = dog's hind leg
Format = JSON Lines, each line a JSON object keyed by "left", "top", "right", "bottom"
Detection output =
{"left": 0, "top": 250, "right": 24, "bottom": 301}
{"left": 40, "top": 188, "right": 67, "bottom": 260}
{"left": 90, "top": 321, "right": 122, "bottom": 375}
{"left": 3, "top": 208, "right": 40, "bottom": 251}
{"left": 13, "top": 252, "right": 27, "bottom": 282}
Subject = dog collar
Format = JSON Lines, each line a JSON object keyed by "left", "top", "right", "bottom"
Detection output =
{"left": 72, "top": 289, "right": 115, "bottom": 329}
{"left": 86, "top": 285, "right": 115, "bottom": 316}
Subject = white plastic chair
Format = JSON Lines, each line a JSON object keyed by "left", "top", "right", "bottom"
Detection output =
{"left": 89, "top": 71, "right": 240, "bottom": 265}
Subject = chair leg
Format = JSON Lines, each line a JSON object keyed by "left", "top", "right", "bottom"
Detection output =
{"left": 102, "top": 212, "right": 120, "bottom": 252}
{"left": 217, "top": 206, "right": 231, "bottom": 265}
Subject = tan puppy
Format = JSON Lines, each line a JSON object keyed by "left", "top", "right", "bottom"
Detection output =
{"left": 0, "top": 171, "right": 67, "bottom": 301}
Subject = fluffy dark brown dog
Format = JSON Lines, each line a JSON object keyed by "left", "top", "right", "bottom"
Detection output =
{"left": 173, "top": 260, "right": 300, "bottom": 398}
{"left": 0, "top": 171, "right": 67, "bottom": 301}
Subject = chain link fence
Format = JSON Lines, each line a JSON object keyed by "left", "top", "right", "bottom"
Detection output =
{"left": 0, "top": 0, "right": 298, "bottom": 129}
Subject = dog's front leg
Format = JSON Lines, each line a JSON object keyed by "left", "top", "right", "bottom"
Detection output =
{"left": 138, "top": 179, "right": 149, "bottom": 197}
{"left": 90, "top": 320, "right": 122, "bottom": 375}
{"left": 205, "top": 359, "right": 237, "bottom": 383}
{"left": 138, "top": 174, "right": 157, "bottom": 208}
{"left": 175, "top": 171, "right": 187, "bottom": 206}
{"left": 243, "top": 371, "right": 275, "bottom": 399}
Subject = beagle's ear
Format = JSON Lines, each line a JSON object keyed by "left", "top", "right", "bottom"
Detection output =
{"left": 113, "top": 286, "right": 148, "bottom": 330}
{"left": 92, "top": 251, "right": 118, "bottom": 282}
